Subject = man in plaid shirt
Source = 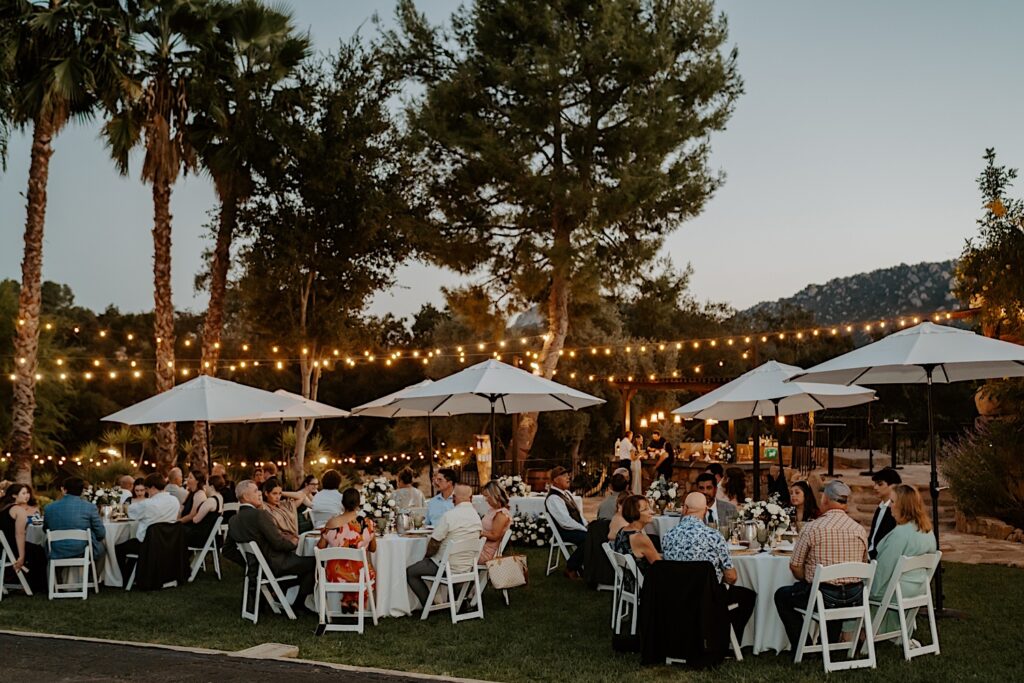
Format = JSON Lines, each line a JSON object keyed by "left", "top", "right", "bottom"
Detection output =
{"left": 774, "top": 480, "right": 868, "bottom": 655}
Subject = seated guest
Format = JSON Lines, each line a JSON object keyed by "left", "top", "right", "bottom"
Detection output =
{"left": 695, "top": 473, "right": 737, "bottom": 529}
{"left": 179, "top": 471, "right": 222, "bottom": 548}
{"left": 790, "top": 480, "right": 820, "bottom": 523}
{"left": 224, "top": 480, "right": 315, "bottom": 611}
{"left": 252, "top": 466, "right": 266, "bottom": 487}
{"left": 767, "top": 464, "right": 791, "bottom": 506}
{"left": 705, "top": 463, "right": 728, "bottom": 501}
{"left": 318, "top": 487, "right": 377, "bottom": 612}
{"left": 607, "top": 491, "right": 632, "bottom": 541}
{"left": 262, "top": 462, "right": 279, "bottom": 479}
{"left": 662, "top": 492, "right": 756, "bottom": 639}
{"left": 296, "top": 475, "right": 319, "bottom": 533}
{"left": 868, "top": 467, "right": 902, "bottom": 560}
{"left": 262, "top": 477, "right": 310, "bottom": 543}
{"left": 478, "top": 481, "right": 511, "bottom": 564}
{"left": 129, "top": 478, "right": 147, "bottom": 504}
{"left": 871, "top": 484, "right": 937, "bottom": 635}
{"left": 0, "top": 483, "right": 47, "bottom": 592}
{"left": 43, "top": 477, "right": 106, "bottom": 562}
{"left": 612, "top": 495, "right": 661, "bottom": 582}
{"left": 722, "top": 467, "right": 746, "bottom": 506}
{"left": 164, "top": 467, "right": 188, "bottom": 505}
{"left": 406, "top": 485, "right": 482, "bottom": 611}
{"left": 598, "top": 470, "right": 630, "bottom": 521}
{"left": 310, "top": 469, "right": 344, "bottom": 528}
{"left": 426, "top": 468, "right": 457, "bottom": 526}
{"left": 393, "top": 467, "right": 426, "bottom": 510}
{"left": 212, "top": 464, "right": 237, "bottom": 503}
{"left": 774, "top": 480, "right": 867, "bottom": 656}
{"left": 117, "top": 475, "right": 136, "bottom": 504}
{"left": 544, "top": 466, "right": 588, "bottom": 579}
{"left": 116, "top": 473, "right": 180, "bottom": 582}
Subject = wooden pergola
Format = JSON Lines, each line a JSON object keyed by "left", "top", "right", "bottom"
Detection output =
{"left": 610, "top": 375, "right": 735, "bottom": 440}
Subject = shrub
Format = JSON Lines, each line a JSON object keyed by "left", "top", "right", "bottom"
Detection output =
{"left": 941, "top": 419, "right": 1024, "bottom": 528}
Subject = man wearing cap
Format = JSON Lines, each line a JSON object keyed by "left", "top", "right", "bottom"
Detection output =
{"left": 544, "top": 466, "right": 588, "bottom": 579}
{"left": 774, "top": 480, "right": 868, "bottom": 654}
{"left": 662, "top": 492, "right": 756, "bottom": 639}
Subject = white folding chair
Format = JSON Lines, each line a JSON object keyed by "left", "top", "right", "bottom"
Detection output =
{"left": 237, "top": 541, "right": 298, "bottom": 623}
{"left": 542, "top": 511, "right": 577, "bottom": 576}
{"left": 863, "top": 551, "right": 941, "bottom": 660}
{"left": 0, "top": 532, "right": 33, "bottom": 601}
{"left": 478, "top": 526, "right": 514, "bottom": 606}
{"left": 313, "top": 546, "right": 378, "bottom": 634}
{"left": 602, "top": 542, "right": 624, "bottom": 628}
{"left": 611, "top": 551, "right": 642, "bottom": 635}
{"left": 794, "top": 561, "right": 878, "bottom": 673}
{"left": 188, "top": 515, "right": 223, "bottom": 582}
{"left": 219, "top": 503, "right": 239, "bottom": 542}
{"left": 45, "top": 530, "right": 99, "bottom": 600}
{"left": 420, "top": 537, "right": 487, "bottom": 624}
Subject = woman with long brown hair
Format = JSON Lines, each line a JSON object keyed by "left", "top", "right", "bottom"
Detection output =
{"left": 0, "top": 483, "right": 47, "bottom": 592}
{"left": 869, "top": 484, "right": 937, "bottom": 634}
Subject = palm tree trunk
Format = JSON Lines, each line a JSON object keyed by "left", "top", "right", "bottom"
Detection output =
{"left": 192, "top": 196, "right": 237, "bottom": 470}
{"left": 152, "top": 177, "right": 177, "bottom": 473}
{"left": 9, "top": 116, "right": 54, "bottom": 484}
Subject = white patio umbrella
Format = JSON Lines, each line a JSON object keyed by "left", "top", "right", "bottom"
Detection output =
{"left": 790, "top": 321, "right": 1024, "bottom": 612}
{"left": 103, "top": 375, "right": 302, "bottom": 471}
{"left": 211, "top": 389, "right": 350, "bottom": 423}
{"left": 350, "top": 380, "right": 439, "bottom": 487}
{"left": 672, "top": 360, "right": 876, "bottom": 499}
{"left": 370, "top": 359, "right": 605, "bottom": 466}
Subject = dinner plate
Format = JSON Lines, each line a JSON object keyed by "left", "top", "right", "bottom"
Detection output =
{"left": 727, "top": 543, "right": 745, "bottom": 551}
{"left": 402, "top": 529, "right": 432, "bottom": 535}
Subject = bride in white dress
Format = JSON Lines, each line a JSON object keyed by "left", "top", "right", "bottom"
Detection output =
{"left": 630, "top": 434, "right": 644, "bottom": 494}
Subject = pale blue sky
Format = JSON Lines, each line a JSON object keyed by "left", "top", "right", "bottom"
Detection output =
{"left": 1, "top": 0, "right": 1022, "bottom": 320}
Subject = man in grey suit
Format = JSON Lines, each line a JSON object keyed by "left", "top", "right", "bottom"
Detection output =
{"left": 223, "top": 480, "right": 314, "bottom": 609}
{"left": 696, "top": 473, "right": 737, "bottom": 528}
{"left": 43, "top": 477, "right": 106, "bottom": 560}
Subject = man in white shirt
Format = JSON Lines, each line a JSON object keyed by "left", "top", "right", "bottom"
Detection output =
{"left": 615, "top": 430, "right": 634, "bottom": 470}
{"left": 406, "top": 484, "right": 483, "bottom": 610}
{"left": 117, "top": 475, "right": 136, "bottom": 504}
{"left": 309, "top": 469, "right": 344, "bottom": 527}
{"left": 114, "top": 472, "right": 181, "bottom": 581}
{"left": 868, "top": 468, "right": 901, "bottom": 559}
{"left": 544, "top": 466, "right": 588, "bottom": 579}
{"left": 164, "top": 467, "right": 188, "bottom": 504}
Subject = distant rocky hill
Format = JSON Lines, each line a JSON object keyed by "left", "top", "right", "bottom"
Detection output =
{"left": 742, "top": 260, "right": 960, "bottom": 324}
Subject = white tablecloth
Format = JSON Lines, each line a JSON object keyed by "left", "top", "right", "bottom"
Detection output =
{"left": 28, "top": 519, "right": 138, "bottom": 587}
{"left": 472, "top": 494, "right": 583, "bottom": 518}
{"left": 645, "top": 514, "right": 682, "bottom": 538}
{"left": 731, "top": 552, "right": 796, "bottom": 654}
{"left": 298, "top": 532, "right": 429, "bottom": 618}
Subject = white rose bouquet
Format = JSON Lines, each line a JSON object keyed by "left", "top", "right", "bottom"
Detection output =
{"left": 496, "top": 474, "right": 528, "bottom": 498}
{"left": 715, "top": 443, "right": 735, "bottom": 462}
{"left": 737, "top": 493, "right": 791, "bottom": 535}
{"left": 361, "top": 476, "right": 397, "bottom": 525}
{"left": 644, "top": 476, "right": 679, "bottom": 511}
{"left": 509, "top": 512, "right": 551, "bottom": 547}
{"left": 83, "top": 485, "right": 122, "bottom": 507}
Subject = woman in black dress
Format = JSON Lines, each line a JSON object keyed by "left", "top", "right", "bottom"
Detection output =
{"left": 0, "top": 483, "right": 47, "bottom": 592}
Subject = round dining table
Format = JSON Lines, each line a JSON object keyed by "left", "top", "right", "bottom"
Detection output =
{"left": 298, "top": 531, "right": 430, "bottom": 618}
{"left": 27, "top": 518, "right": 138, "bottom": 587}
{"left": 471, "top": 493, "right": 583, "bottom": 518}
{"left": 730, "top": 550, "right": 797, "bottom": 654}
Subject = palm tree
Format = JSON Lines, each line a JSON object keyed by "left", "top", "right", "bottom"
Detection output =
{"left": 1, "top": 0, "right": 131, "bottom": 483}
{"left": 104, "top": 0, "right": 220, "bottom": 474}
{"left": 187, "top": 0, "right": 308, "bottom": 467}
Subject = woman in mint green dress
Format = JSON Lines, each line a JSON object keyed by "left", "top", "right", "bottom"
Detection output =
{"left": 870, "top": 484, "right": 938, "bottom": 635}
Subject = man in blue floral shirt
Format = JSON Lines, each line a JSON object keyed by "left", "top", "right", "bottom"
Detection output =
{"left": 662, "top": 492, "right": 757, "bottom": 641}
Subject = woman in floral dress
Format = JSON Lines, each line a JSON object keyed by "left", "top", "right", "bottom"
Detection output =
{"left": 317, "top": 488, "right": 377, "bottom": 610}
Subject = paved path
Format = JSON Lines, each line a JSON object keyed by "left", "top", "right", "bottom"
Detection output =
{"left": 0, "top": 633, "right": 472, "bottom": 683}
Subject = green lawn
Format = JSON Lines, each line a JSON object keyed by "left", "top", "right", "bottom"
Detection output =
{"left": 0, "top": 551, "right": 1019, "bottom": 682}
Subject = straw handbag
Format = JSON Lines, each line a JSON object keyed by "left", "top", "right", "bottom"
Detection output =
{"left": 485, "top": 554, "right": 528, "bottom": 589}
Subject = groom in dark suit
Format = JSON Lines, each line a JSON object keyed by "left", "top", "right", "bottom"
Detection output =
{"left": 223, "top": 480, "right": 315, "bottom": 608}
{"left": 867, "top": 468, "right": 901, "bottom": 559}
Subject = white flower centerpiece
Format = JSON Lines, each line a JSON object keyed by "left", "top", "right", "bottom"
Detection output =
{"left": 361, "top": 476, "right": 397, "bottom": 530}
{"left": 644, "top": 476, "right": 679, "bottom": 513}
{"left": 509, "top": 512, "right": 551, "bottom": 547}
{"left": 496, "top": 474, "right": 528, "bottom": 498}
{"left": 83, "top": 485, "right": 124, "bottom": 519}
{"left": 701, "top": 439, "right": 714, "bottom": 457}
{"left": 737, "top": 493, "right": 791, "bottom": 547}
{"left": 715, "top": 443, "right": 735, "bottom": 462}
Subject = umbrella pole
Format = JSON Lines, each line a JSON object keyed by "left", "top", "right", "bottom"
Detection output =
{"left": 206, "top": 422, "right": 212, "bottom": 474}
{"left": 752, "top": 416, "right": 762, "bottom": 500}
{"left": 490, "top": 400, "right": 497, "bottom": 483}
{"left": 427, "top": 414, "right": 435, "bottom": 497}
{"left": 925, "top": 367, "right": 947, "bottom": 613}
